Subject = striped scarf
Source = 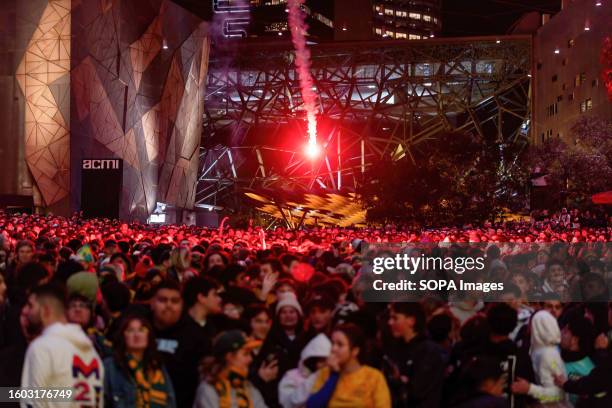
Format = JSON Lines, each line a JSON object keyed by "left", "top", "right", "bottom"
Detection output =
{"left": 214, "top": 367, "right": 253, "bottom": 408}
{"left": 127, "top": 355, "right": 168, "bottom": 408}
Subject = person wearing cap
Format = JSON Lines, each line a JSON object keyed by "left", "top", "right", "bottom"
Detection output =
{"left": 194, "top": 330, "right": 267, "bottom": 408}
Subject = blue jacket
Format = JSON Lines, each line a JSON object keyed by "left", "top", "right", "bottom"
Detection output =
{"left": 104, "top": 357, "right": 177, "bottom": 408}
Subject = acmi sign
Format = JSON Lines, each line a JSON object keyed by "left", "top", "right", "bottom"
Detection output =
{"left": 82, "top": 159, "right": 121, "bottom": 170}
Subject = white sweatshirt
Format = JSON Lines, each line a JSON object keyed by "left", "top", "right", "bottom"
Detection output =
{"left": 21, "top": 322, "right": 104, "bottom": 408}
{"left": 527, "top": 311, "right": 568, "bottom": 405}
{"left": 278, "top": 333, "right": 332, "bottom": 408}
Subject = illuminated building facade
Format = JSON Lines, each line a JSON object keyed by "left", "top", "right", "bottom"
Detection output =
{"left": 373, "top": 0, "right": 442, "bottom": 40}
{"left": 533, "top": 0, "right": 612, "bottom": 144}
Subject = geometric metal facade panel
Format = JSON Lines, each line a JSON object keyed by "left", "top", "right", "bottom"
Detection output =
{"left": 199, "top": 36, "right": 531, "bottom": 208}
{"left": 16, "top": 0, "right": 71, "bottom": 206}
{"left": 71, "top": 0, "right": 209, "bottom": 221}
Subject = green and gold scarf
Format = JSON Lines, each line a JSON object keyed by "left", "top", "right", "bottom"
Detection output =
{"left": 213, "top": 367, "right": 253, "bottom": 408}
{"left": 127, "top": 354, "right": 168, "bottom": 408}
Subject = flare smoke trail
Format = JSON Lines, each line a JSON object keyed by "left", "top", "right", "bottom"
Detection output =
{"left": 287, "top": 0, "right": 318, "bottom": 145}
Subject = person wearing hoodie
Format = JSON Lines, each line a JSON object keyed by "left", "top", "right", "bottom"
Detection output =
{"left": 278, "top": 333, "right": 332, "bottom": 408}
{"left": 511, "top": 310, "right": 569, "bottom": 407}
{"left": 21, "top": 283, "right": 104, "bottom": 407}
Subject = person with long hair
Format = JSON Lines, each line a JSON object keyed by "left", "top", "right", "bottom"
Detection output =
{"left": 104, "top": 315, "right": 176, "bottom": 408}
{"left": 306, "top": 323, "right": 391, "bottom": 408}
{"left": 194, "top": 330, "right": 267, "bottom": 408}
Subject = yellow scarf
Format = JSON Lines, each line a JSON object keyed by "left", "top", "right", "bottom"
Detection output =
{"left": 127, "top": 355, "right": 168, "bottom": 408}
{"left": 214, "top": 367, "right": 253, "bottom": 408}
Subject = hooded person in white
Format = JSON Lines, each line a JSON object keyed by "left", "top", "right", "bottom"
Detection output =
{"left": 512, "top": 310, "right": 568, "bottom": 406}
{"left": 20, "top": 284, "right": 104, "bottom": 408}
{"left": 278, "top": 333, "right": 331, "bottom": 408}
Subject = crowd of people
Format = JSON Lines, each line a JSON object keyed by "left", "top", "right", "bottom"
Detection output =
{"left": 0, "top": 209, "right": 610, "bottom": 408}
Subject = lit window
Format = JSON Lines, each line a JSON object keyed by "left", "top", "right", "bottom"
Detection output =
{"left": 385, "top": 8, "right": 394, "bottom": 15}
{"left": 580, "top": 99, "right": 593, "bottom": 113}
{"left": 375, "top": 28, "right": 382, "bottom": 35}
{"left": 396, "top": 32, "right": 407, "bottom": 39}
{"left": 409, "top": 12, "right": 421, "bottom": 19}
{"left": 423, "top": 15, "right": 432, "bottom": 22}
{"left": 409, "top": 34, "right": 421, "bottom": 40}
{"left": 386, "top": 30, "right": 395, "bottom": 38}
{"left": 397, "top": 11, "right": 407, "bottom": 17}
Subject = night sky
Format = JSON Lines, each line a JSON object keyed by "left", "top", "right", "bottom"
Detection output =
{"left": 441, "top": 0, "right": 562, "bottom": 36}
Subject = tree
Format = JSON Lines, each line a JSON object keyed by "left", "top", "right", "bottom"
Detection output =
{"left": 358, "top": 131, "right": 509, "bottom": 226}
{"left": 530, "top": 116, "right": 612, "bottom": 207}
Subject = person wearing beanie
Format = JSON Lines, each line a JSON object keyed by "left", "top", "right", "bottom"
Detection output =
{"left": 67, "top": 271, "right": 98, "bottom": 303}
{"left": 254, "top": 292, "right": 304, "bottom": 407}
{"left": 275, "top": 292, "right": 303, "bottom": 318}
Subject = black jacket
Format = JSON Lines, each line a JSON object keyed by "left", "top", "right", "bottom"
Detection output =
{"left": 452, "top": 393, "right": 509, "bottom": 408}
{"left": 382, "top": 334, "right": 446, "bottom": 408}
{"left": 480, "top": 338, "right": 535, "bottom": 408}
{"left": 563, "top": 355, "right": 612, "bottom": 408}
{"left": 154, "top": 315, "right": 210, "bottom": 408}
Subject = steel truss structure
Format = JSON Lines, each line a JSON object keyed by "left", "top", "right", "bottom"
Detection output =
{"left": 198, "top": 36, "right": 532, "bottom": 208}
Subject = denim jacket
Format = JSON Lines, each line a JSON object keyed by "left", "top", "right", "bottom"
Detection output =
{"left": 104, "top": 357, "right": 177, "bottom": 408}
